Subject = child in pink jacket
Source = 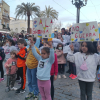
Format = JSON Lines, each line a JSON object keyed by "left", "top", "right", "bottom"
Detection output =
{"left": 55, "top": 43, "right": 67, "bottom": 79}
{"left": 5, "top": 51, "right": 17, "bottom": 91}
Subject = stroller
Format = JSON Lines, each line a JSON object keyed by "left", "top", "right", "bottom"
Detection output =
{"left": 5, "top": 66, "right": 11, "bottom": 92}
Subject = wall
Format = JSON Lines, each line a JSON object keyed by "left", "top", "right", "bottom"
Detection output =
{"left": 10, "top": 19, "right": 33, "bottom": 33}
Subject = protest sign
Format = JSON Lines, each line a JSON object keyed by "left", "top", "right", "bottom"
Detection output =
{"left": 32, "top": 18, "right": 53, "bottom": 38}
{"left": 71, "top": 21, "right": 99, "bottom": 42}
{"left": 99, "top": 28, "right": 100, "bottom": 39}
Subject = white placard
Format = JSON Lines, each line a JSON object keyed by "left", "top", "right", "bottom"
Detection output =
{"left": 71, "top": 21, "right": 99, "bottom": 42}
{"left": 32, "top": 18, "right": 53, "bottom": 38}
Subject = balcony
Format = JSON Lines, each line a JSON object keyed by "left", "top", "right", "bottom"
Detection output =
{"left": 2, "top": 12, "right": 10, "bottom": 21}
{"left": 2, "top": 24, "right": 10, "bottom": 30}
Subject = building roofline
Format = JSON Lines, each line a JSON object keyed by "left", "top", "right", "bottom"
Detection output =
{"left": 3, "top": 1, "right": 10, "bottom": 7}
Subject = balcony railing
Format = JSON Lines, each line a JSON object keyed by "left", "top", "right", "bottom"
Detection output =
{"left": 2, "top": 12, "right": 10, "bottom": 20}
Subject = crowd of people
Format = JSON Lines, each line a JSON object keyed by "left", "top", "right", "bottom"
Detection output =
{"left": 0, "top": 27, "right": 100, "bottom": 100}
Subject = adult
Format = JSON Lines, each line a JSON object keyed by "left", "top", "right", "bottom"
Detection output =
{"left": 61, "top": 28, "right": 65, "bottom": 35}
{"left": 68, "top": 28, "right": 71, "bottom": 35}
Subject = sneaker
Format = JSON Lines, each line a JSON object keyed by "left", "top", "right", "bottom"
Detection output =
{"left": 15, "top": 88, "right": 21, "bottom": 93}
{"left": 16, "top": 88, "right": 25, "bottom": 94}
{"left": 20, "top": 89, "right": 25, "bottom": 93}
{"left": 0, "top": 78, "right": 4, "bottom": 82}
{"left": 33, "top": 95, "right": 39, "bottom": 100}
{"left": 10, "top": 87, "right": 17, "bottom": 91}
{"left": 62, "top": 75, "right": 67, "bottom": 78}
{"left": 69, "top": 74, "right": 73, "bottom": 78}
{"left": 71, "top": 75, "right": 77, "bottom": 79}
{"left": 25, "top": 92, "right": 34, "bottom": 100}
{"left": 58, "top": 75, "right": 61, "bottom": 79}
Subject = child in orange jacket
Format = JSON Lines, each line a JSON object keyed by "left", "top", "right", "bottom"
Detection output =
{"left": 16, "top": 39, "right": 27, "bottom": 94}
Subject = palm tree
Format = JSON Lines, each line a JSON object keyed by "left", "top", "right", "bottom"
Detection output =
{"left": 15, "top": 3, "right": 40, "bottom": 33}
{"left": 41, "top": 6, "right": 58, "bottom": 20}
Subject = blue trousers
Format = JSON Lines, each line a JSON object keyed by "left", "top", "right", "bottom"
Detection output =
{"left": 27, "top": 67, "right": 39, "bottom": 95}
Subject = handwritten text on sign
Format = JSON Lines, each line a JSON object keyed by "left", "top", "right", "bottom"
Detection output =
{"left": 33, "top": 18, "right": 53, "bottom": 38}
{"left": 71, "top": 21, "right": 99, "bottom": 42}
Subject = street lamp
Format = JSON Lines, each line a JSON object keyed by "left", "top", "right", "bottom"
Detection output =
{"left": 71, "top": 0, "right": 88, "bottom": 23}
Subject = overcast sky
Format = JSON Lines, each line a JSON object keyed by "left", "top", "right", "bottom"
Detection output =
{"left": 5, "top": 0, "right": 100, "bottom": 28}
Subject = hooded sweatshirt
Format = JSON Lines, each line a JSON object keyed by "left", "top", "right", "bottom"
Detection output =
{"left": 32, "top": 46, "right": 54, "bottom": 80}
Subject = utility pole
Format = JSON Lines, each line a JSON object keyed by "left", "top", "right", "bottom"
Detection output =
{"left": 71, "top": 0, "right": 88, "bottom": 23}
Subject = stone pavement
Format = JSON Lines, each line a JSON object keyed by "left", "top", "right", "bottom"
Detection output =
{"left": 0, "top": 71, "right": 100, "bottom": 100}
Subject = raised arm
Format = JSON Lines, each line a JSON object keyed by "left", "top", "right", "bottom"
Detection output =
{"left": 67, "top": 51, "right": 75, "bottom": 63}
{"left": 48, "top": 41, "right": 54, "bottom": 64}
{"left": 30, "top": 37, "right": 41, "bottom": 61}
{"left": 35, "top": 37, "right": 40, "bottom": 48}
{"left": 49, "top": 48, "right": 54, "bottom": 64}
{"left": 67, "top": 44, "right": 75, "bottom": 63}
{"left": 32, "top": 46, "right": 41, "bottom": 61}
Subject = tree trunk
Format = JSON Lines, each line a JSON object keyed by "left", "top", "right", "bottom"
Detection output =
{"left": 27, "top": 15, "right": 30, "bottom": 34}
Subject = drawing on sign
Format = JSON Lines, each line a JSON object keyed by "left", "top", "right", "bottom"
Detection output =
{"left": 71, "top": 21, "right": 99, "bottom": 42}
{"left": 33, "top": 18, "right": 53, "bottom": 38}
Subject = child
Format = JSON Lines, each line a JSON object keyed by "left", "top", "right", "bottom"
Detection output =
{"left": 0, "top": 41, "right": 5, "bottom": 82}
{"left": 4, "top": 51, "right": 17, "bottom": 91}
{"left": 25, "top": 35, "right": 41, "bottom": 100}
{"left": 30, "top": 39, "right": 54, "bottom": 100}
{"left": 16, "top": 39, "right": 27, "bottom": 94}
{"left": 55, "top": 43, "right": 67, "bottom": 78}
{"left": 42, "top": 41, "right": 58, "bottom": 100}
{"left": 4, "top": 38, "right": 17, "bottom": 61}
{"left": 67, "top": 42, "right": 100, "bottom": 100}
{"left": 48, "top": 41, "right": 58, "bottom": 100}
{"left": 57, "top": 32, "right": 63, "bottom": 42}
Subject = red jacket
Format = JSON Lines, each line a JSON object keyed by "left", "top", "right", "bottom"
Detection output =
{"left": 50, "top": 53, "right": 58, "bottom": 76}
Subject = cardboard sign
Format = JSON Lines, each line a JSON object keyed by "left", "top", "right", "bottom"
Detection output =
{"left": 71, "top": 21, "right": 99, "bottom": 42}
{"left": 99, "top": 28, "right": 100, "bottom": 39}
{"left": 32, "top": 18, "right": 53, "bottom": 38}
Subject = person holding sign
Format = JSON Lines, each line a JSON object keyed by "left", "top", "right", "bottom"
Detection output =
{"left": 67, "top": 42, "right": 100, "bottom": 100}
{"left": 30, "top": 39, "right": 54, "bottom": 100}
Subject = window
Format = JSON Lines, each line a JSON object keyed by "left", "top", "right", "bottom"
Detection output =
{"left": 15, "top": 28, "right": 18, "bottom": 33}
{"left": 0, "top": 19, "right": 1, "bottom": 25}
{"left": 6, "top": 13, "right": 8, "bottom": 17}
{"left": 0, "top": 0, "right": 2, "bottom": 3}
{"left": 7, "top": 23, "right": 9, "bottom": 28}
{"left": 0, "top": 8, "right": 1, "bottom": 12}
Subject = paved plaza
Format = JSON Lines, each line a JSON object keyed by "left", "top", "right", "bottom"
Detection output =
{"left": 0, "top": 70, "right": 100, "bottom": 100}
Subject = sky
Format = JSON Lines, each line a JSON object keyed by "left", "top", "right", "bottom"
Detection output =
{"left": 4, "top": 0, "right": 100, "bottom": 28}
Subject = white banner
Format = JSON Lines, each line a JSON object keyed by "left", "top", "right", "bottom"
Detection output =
{"left": 32, "top": 18, "right": 53, "bottom": 38}
{"left": 71, "top": 21, "right": 99, "bottom": 42}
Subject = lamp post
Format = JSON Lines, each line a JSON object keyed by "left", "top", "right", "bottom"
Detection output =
{"left": 71, "top": 0, "right": 88, "bottom": 23}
